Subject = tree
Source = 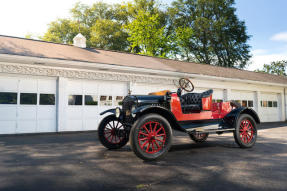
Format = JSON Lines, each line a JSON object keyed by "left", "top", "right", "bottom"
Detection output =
{"left": 90, "top": 19, "right": 129, "bottom": 50}
{"left": 42, "top": 2, "right": 129, "bottom": 49}
{"left": 170, "top": 0, "right": 251, "bottom": 68}
{"left": 123, "top": 0, "right": 174, "bottom": 57}
{"left": 255, "top": 60, "right": 287, "bottom": 76}
{"left": 41, "top": 19, "right": 90, "bottom": 45}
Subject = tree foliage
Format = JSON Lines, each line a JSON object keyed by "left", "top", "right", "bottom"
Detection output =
{"left": 41, "top": 0, "right": 251, "bottom": 68}
{"left": 255, "top": 60, "right": 287, "bottom": 76}
{"left": 170, "top": 0, "right": 251, "bottom": 68}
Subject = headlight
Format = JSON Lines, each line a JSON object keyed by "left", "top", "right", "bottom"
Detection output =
{"left": 131, "top": 106, "right": 136, "bottom": 118}
{"left": 115, "top": 107, "right": 121, "bottom": 118}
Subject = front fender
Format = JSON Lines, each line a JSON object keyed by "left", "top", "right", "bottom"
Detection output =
{"left": 220, "top": 107, "right": 260, "bottom": 129}
{"left": 100, "top": 108, "right": 116, "bottom": 116}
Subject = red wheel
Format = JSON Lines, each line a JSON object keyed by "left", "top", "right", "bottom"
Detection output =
{"left": 234, "top": 114, "right": 257, "bottom": 148}
{"left": 189, "top": 132, "right": 209, "bottom": 143}
{"left": 130, "top": 114, "right": 172, "bottom": 161}
{"left": 138, "top": 121, "right": 167, "bottom": 154}
{"left": 98, "top": 115, "right": 129, "bottom": 149}
{"left": 239, "top": 119, "right": 254, "bottom": 144}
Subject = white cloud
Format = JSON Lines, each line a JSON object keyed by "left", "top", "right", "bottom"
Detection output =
{"left": 248, "top": 52, "right": 287, "bottom": 71}
{"left": 270, "top": 32, "right": 287, "bottom": 42}
{"left": 251, "top": 49, "right": 268, "bottom": 55}
{"left": 0, "top": 0, "right": 124, "bottom": 38}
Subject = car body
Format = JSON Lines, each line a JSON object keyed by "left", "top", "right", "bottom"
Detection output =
{"left": 98, "top": 79, "right": 259, "bottom": 161}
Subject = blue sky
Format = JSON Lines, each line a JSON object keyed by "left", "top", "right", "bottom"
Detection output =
{"left": 0, "top": 0, "right": 286, "bottom": 70}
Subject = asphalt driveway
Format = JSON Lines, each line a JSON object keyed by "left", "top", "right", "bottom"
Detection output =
{"left": 0, "top": 122, "right": 287, "bottom": 191}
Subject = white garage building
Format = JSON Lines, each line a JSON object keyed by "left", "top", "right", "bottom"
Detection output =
{"left": 0, "top": 35, "right": 286, "bottom": 135}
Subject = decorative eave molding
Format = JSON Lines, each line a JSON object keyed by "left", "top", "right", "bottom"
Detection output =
{"left": 0, "top": 62, "right": 178, "bottom": 85}
{"left": 0, "top": 54, "right": 287, "bottom": 88}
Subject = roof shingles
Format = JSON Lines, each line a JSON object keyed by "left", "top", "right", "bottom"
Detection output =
{"left": 0, "top": 35, "right": 286, "bottom": 85}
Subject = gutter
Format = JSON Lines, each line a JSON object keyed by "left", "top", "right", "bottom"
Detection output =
{"left": 1, "top": 53, "right": 287, "bottom": 88}
{"left": 285, "top": 88, "right": 287, "bottom": 121}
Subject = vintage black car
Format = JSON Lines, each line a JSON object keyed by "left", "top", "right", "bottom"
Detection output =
{"left": 98, "top": 78, "right": 260, "bottom": 161}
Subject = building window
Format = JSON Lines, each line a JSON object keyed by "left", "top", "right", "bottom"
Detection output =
{"left": 0, "top": 92, "right": 17, "bottom": 104}
{"left": 100, "top": 95, "right": 112, "bottom": 106}
{"left": 114, "top": 96, "right": 124, "bottom": 106}
{"left": 268, "top": 101, "right": 273, "bottom": 107}
{"left": 235, "top": 100, "right": 241, "bottom": 105}
{"left": 273, "top": 101, "right": 278, "bottom": 108}
{"left": 248, "top": 100, "right": 253, "bottom": 107}
{"left": 68, "top": 95, "right": 82, "bottom": 105}
{"left": 262, "top": 101, "right": 268, "bottom": 107}
{"left": 40, "top": 94, "right": 55, "bottom": 105}
{"left": 242, "top": 100, "right": 247, "bottom": 107}
{"left": 85, "top": 95, "right": 98, "bottom": 105}
{"left": 20, "top": 93, "right": 37, "bottom": 105}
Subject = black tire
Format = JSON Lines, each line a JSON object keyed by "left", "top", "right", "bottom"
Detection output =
{"left": 98, "top": 115, "right": 129, "bottom": 149}
{"left": 189, "top": 133, "right": 209, "bottom": 143}
{"left": 233, "top": 114, "right": 257, "bottom": 148}
{"left": 129, "top": 114, "right": 172, "bottom": 161}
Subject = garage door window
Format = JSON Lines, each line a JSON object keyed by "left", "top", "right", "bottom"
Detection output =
{"left": 69, "top": 95, "right": 82, "bottom": 105}
{"left": 85, "top": 95, "right": 98, "bottom": 105}
{"left": 20, "top": 93, "right": 37, "bottom": 105}
{"left": 212, "top": 99, "right": 223, "bottom": 103}
{"left": 242, "top": 100, "right": 247, "bottom": 107}
{"left": 261, "top": 100, "right": 277, "bottom": 108}
{"left": 0, "top": 92, "right": 17, "bottom": 104}
{"left": 268, "top": 101, "right": 273, "bottom": 107}
{"left": 100, "top": 96, "right": 112, "bottom": 106}
{"left": 40, "top": 94, "right": 55, "bottom": 105}
{"left": 248, "top": 101, "right": 253, "bottom": 107}
{"left": 115, "top": 96, "right": 124, "bottom": 106}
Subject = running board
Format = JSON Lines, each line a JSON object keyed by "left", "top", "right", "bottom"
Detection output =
{"left": 186, "top": 128, "right": 235, "bottom": 134}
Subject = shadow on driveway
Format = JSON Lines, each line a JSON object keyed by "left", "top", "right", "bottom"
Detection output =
{"left": 0, "top": 122, "right": 286, "bottom": 191}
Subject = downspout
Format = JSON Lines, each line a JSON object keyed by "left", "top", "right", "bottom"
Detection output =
{"left": 285, "top": 88, "right": 287, "bottom": 121}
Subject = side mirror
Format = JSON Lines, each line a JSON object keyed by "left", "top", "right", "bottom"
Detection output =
{"left": 177, "top": 88, "right": 182, "bottom": 97}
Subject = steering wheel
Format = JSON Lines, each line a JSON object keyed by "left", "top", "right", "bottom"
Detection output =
{"left": 179, "top": 78, "right": 194, "bottom": 92}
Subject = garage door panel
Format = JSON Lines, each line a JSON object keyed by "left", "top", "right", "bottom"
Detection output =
{"left": 19, "top": 79, "right": 37, "bottom": 92}
{"left": 17, "top": 121, "right": 37, "bottom": 133}
{"left": 38, "top": 79, "right": 56, "bottom": 93}
{"left": 98, "top": 81, "right": 113, "bottom": 94}
{"left": 67, "top": 80, "right": 83, "bottom": 94}
{"left": 0, "top": 121, "right": 17, "bottom": 134}
{"left": 83, "top": 107, "right": 98, "bottom": 118}
{"left": 260, "top": 93, "right": 280, "bottom": 122}
{"left": 83, "top": 81, "right": 98, "bottom": 94}
{"left": 0, "top": 77, "right": 18, "bottom": 92}
{"left": 37, "top": 120, "right": 56, "bottom": 132}
{"left": 0, "top": 106, "right": 17, "bottom": 120}
{"left": 66, "top": 120, "right": 82, "bottom": 131}
{"left": 67, "top": 107, "right": 83, "bottom": 119}
{"left": 38, "top": 107, "right": 56, "bottom": 120}
{"left": 83, "top": 120, "right": 98, "bottom": 130}
{"left": 18, "top": 107, "right": 37, "bottom": 120}
{"left": 0, "top": 76, "right": 57, "bottom": 134}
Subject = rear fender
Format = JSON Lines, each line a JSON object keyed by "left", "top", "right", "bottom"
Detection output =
{"left": 133, "top": 106, "right": 184, "bottom": 132}
{"left": 220, "top": 107, "right": 260, "bottom": 129}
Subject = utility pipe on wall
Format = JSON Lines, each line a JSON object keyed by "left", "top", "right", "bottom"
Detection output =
{"left": 285, "top": 88, "right": 287, "bottom": 121}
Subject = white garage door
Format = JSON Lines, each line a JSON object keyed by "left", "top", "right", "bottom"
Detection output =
{"left": 230, "top": 90, "right": 255, "bottom": 109}
{"left": 66, "top": 79, "right": 128, "bottom": 131}
{"left": 0, "top": 75, "right": 57, "bottom": 134}
{"left": 260, "top": 93, "right": 281, "bottom": 122}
